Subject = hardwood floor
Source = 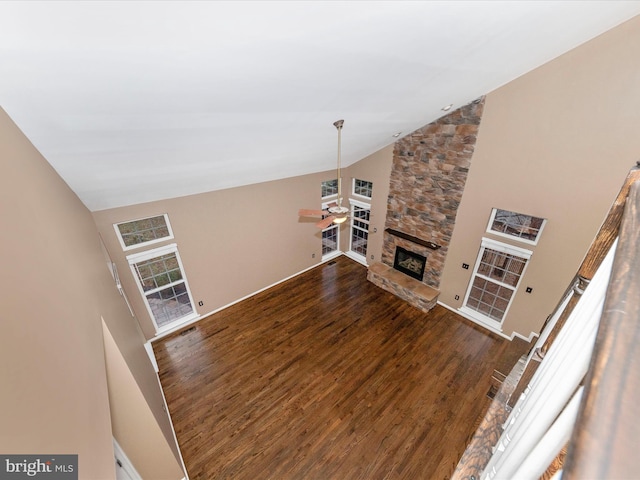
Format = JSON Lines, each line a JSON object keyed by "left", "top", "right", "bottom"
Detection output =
{"left": 153, "top": 256, "right": 524, "bottom": 479}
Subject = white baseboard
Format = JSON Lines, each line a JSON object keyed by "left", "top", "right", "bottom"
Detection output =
{"left": 512, "top": 329, "right": 540, "bottom": 343}
{"left": 150, "top": 255, "right": 346, "bottom": 342}
{"left": 437, "top": 301, "right": 539, "bottom": 342}
{"left": 437, "top": 301, "right": 511, "bottom": 340}
{"left": 343, "top": 250, "right": 368, "bottom": 266}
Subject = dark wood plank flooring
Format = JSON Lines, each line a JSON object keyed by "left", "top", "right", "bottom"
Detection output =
{"left": 153, "top": 256, "right": 524, "bottom": 479}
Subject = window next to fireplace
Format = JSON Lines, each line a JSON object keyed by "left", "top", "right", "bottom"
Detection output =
{"left": 393, "top": 246, "right": 427, "bottom": 281}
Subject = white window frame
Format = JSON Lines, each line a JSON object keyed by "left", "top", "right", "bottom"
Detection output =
{"left": 460, "top": 237, "right": 532, "bottom": 332}
{"left": 321, "top": 201, "right": 341, "bottom": 260}
{"left": 114, "top": 213, "right": 174, "bottom": 251}
{"left": 486, "top": 208, "right": 546, "bottom": 246}
{"left": 126, "top": 243, "right": 198, "bottom": 334}
{"left": 351, "top": 178, "right": 373, "bottom": 200}
{"left": 347, "top": 198, "right": 371, "bottom": 265}
{"left": 321, "top": 178, "right": 339, "bottom": 200}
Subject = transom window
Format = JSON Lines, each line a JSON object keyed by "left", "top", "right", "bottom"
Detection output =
{"left": 321, "top": 179, "right": 339, "bottom": 198}
{"left": 488, "top": 208, "right": 546, "bottom": 245}
{"left": 127, "top": 244, "right": 197, "bottom": 332}
{"left": 115, "top": 214, "right": 174, "bottom": 250}
{"left": 461, "top": 238, "right": 532, "bottom": 329}
{"left": 352, "top": 178, "right": 373, "bottom": 199}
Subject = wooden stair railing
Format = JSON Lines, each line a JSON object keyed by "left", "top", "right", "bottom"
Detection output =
{"left": 452, "top": 163, "right": 640, "bottom": 479}
{"left": 563, "top": 179, "right": 640, "bottom": 479}
{"left": 508, "top": 163, "right": 640, "bottom": 409}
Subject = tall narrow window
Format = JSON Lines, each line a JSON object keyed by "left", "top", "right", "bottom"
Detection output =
{"left": 322, "top": 222, "right": 339, "bottom": 258}
{"left": 321, "top": 202, "right": 340, "bottom": 258}
{"left": 460, "top": 238, "right": 532, "bottom": 329}
{"left": 349, "top": 199, "right": 370, "bottom": 262}
{"left": 115, "top": 214, "right": 173, "bottom": 251}
{"left": 127, "top": 244, "right": 197, "bottom": 332}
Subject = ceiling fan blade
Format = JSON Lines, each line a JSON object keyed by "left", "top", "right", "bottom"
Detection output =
{"left": 315, "top": 216, "right": 335, "bottom": 229}
{"left": 299, "top": 208, "right": 326, "bottom": 216}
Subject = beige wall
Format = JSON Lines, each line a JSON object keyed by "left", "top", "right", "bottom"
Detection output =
{"left": 0, "top": 108, "right": 182, "bottom": 479}
{"left": 94, "top": 170, "right": 339, "bottom": 339}
{"left": 0, "top": 108, "right": 114, "bottom": 477}
{"left": 6, "top": 14, "right": 638, "bottom": 478}
{"left": 103, "top": 321, "right": 184, "bottom": 479}
{"left": 93, "top": 144, "right": 395, "bottom": 341}
{"left": 98, "top": 239, "right": 183, "bottom": 464}
{"left": 93, "top": 9, "right": 640, "bottom": 344}
{"left": 344, "top": 145, "right": 394, "bottom": 262}
{"left": 439, "top": 15, "right": 640, "bottom": 338}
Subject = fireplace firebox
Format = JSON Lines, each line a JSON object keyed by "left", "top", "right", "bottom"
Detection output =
{"left": 393, "top": 246, "right": 427, "bottom": 281}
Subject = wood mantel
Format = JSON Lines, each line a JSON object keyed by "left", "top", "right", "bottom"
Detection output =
{"left": 385, "top": 228, "right": 441, "bottom": 250}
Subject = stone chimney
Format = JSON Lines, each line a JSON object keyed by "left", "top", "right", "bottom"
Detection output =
{"left": 368, "top": 97, "right": 484, "bottom": 311}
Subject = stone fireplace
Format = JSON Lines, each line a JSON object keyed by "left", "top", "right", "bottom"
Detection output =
{"left": 368, "top": 97, "right": 484, "bottom": 312}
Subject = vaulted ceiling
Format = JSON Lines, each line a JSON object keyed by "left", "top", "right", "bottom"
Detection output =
{"left": 1, "top": 1, "right": 638, "bottom": 211}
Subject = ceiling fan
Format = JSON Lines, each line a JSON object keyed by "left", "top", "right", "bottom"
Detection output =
{"left": 298, "top": 119, "right": 350, "bottom": 229}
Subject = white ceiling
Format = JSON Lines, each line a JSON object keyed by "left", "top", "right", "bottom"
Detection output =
{"left": 1, "top": 1, "right": 639, "bottom": 211}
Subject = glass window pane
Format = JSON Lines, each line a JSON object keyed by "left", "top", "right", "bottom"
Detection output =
{"left": 467, "top": 275, "right": 514, "bottom": 322}
{"left": 354, "top": 179, "right": 373, "bottom": 198}
{"left": 134, "top": 253, "right": 183, "bottom": 292}
{"left": 128, "top": 245, "right": 195, "bottom": 331}
{"left": 146, "top": 283, "right": 194, "bottom": 328}
{"left": 322, "top": 224, "right": 338, "bottom": 255}
{"left": 465, "top": 240, "right": 528, "bottom": 323}
{"left": 489, "top": 209, "right": 545, "bottom": 243}
{"left": 321, "top": 179, "right": 338, "bottom": 198}
{"left": 351, "top": 229, "right": 368, "bottom": 256}
{"left": 117, "top": 215, "right": 172, "bottom": 249}
{"left": 476, "top": 248, "right": 526, "bottom": 288}
{"left": 154, "top": 273, "right": 171, "bottom": 288}
{"left": 350, "top": 203, "right": 370, "bottom": 258}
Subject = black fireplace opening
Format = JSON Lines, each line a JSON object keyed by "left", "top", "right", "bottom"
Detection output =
{"left": 393, "top": 246, "right": 427, "bottom": 281}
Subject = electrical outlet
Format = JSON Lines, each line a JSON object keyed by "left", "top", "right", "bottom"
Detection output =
{"left": 462, "top": 263, "right": 469, "bottom": 270}
{"left": 455, "top": 295, "right": 460, "bottom": 301}
{"left": 370, "top": 254, "right": 374, "bottom": 260}
{"left": 312, "top": 253, "right": 316, "bottom": 258}
{"left": 198, "top": 301, "right": 204, "bottom": 306}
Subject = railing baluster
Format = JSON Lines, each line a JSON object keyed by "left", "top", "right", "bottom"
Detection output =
{"left": 480, "top": 243, "right": 614, "bottom": 479}
{"left": 563, "top": 179, "right": 640, "bottom": 479}
{"left": 453, "top": 165, "right": 640, "bottom": 480}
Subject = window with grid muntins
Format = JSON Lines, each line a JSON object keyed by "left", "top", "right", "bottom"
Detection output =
{"left": 353, "top": 179, "right": 373, "bottom": 199}
{"left": 134, "top": 253, "right": 183, "bottom": 292}
{"left": 322, "top": 223, "right": 339, "bottom": 256}
{"left": 128, "top": 244, "right": 196, "bottom": 331}
{"left": 462, "top": 238, "right": 531, "bottom": 326}
{"left": 115, "top": 214, "right": 173, "bottom": 250}
{"left": 488, "top": 209, "right": 546, "bottom": 245}
{"left": 145, "top": 283, "right": 193, "bottom": 328}
{"left": 350, "top": 203, "right": 370, "bottom": 257}
{"left": 321, "top": 179, "right": 339, "bottom": 198}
